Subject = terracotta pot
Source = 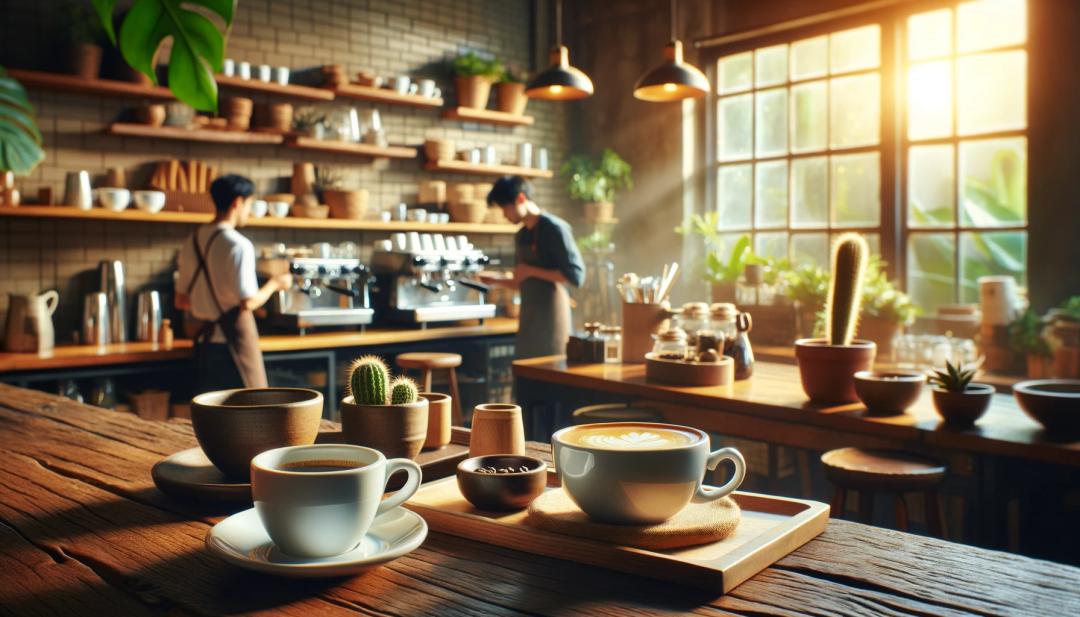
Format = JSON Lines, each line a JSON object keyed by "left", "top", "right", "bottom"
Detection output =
{"left": 136, "top": 104, "right": 166, "bottom": 127}
{"left": 711, "top": 282, "right": 737, "bottom": 304}
{"left": 744, "top": 264, "right": 764, "bottom": 286}
{"left": 794, "top": 338, "right": 877, "bottom": 404}
{"left": 420, "top": 392, "right": 452, "bottom": 450}
{"left": 424, "top": 139, "right": 454, "bottom": 162}
{"left": 853, "top": 370, "right": 925, "bottom": 416}
{"left": 455, "top": 75, "right": 493, "bottom": 109}
{"left": 584, "top": 201, "right": 614, "bottom": 223}
{"left": 931, "top": 384, "right": 994, "bottom": 426}
{"left": 70, "top": 43, "right": 103, "bottom": 80}
{"left": 324, "top": 189, "right": 369, "bottom": 219}
{"left": 494, "top": 82, "right": 528, "bottom": 115}
{"left": 858, "top": 315, "right": 903, "bottom": 359}
{"left": 290, "top": 164, "right": 316, "bottom": 196}
{"left": 340, "top": 396, "right": 429, "bottom": 460}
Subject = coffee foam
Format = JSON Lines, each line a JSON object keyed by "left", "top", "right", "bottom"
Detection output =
{"left": 563, "top": 426, "right": 699, "bottom": 450}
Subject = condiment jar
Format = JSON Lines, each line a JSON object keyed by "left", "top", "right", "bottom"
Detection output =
{"left": 583, "top": 322, "right": 606, "bottom": 364}
{"left": 601, "top": 325, "right": 622, "bottom": 364}
{"left": 678, "top": 302, "right": 711, "bottom": 346}
{"left": 709, "top": 302, "right": 738, "bottom": 352}
{"left": 652, "top": 327, "right": 689, "bottom": 361}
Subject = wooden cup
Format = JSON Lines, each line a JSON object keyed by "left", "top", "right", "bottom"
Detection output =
{"left": 469, "top": 404, "right": 525, "bottom": 457}
{"left": 420, "top": 392, "right": 452, "bottom": 450}
{"left": 621, "top": 302, "right": 672, "bottom": 364}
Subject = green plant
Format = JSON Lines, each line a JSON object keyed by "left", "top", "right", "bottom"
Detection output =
{"left": 68, "top": 1, "right": 107, "bottom": 45}
{"left": 92, "top": 0, "right": 234, "bottom": 112}
{"left": 499, "top": 63, "right": 528, "bottom": 84}
{"left": 389, "top": 377, "right": 419, "bottom": 405}
{"left": 576, "top": 228, "right": 613, "bottom": 253}
{"left": 927, "top": 360, "right": 977, "bottom": 392}
{"left": 1009, "top": 308, "right": 1050, "bottom": 358}
{"left": 453, "top": 52, "right": 502, "bottom": 78}
{"left": 675, "top": 213, "right": 751, "bottom": 285}
{"left": 784, "top": 264, "right": 829, "bottom": 312}
{"left": 748, "top": 254, "right": 791, "bottom": 286}
{"left": 347, "top": 355, "right": 389, "bottom": 405}
{"left": 1060, "top": 296, "right": 1080, "bottom": 320}
{"left": 562, "top": 149, "right": 633, "bottom": 204}
{"left": 826, "top": 233, "right": 869, "bottom": 346}
{"left": 862, "top": 256, "right": 919, "bottom": 326}
{"left": 0, "top": 68, "right": 45, "bottom": 175}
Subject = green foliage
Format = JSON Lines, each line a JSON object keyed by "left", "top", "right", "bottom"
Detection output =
{"left": 92, "top": 0, "right": 234, "bottom": 112}
{"left": 0, "top": 68, "right": 45, "bottom": 175}
{"left": 1059, "top": 296, "right": 1080, "bottom": 321}
{"left": 1009, "top": 308, "right": 1050, "bottom": 358}
{"left": 68, "top": 1, "right": 107, "bottom": 44}
{"left": 783, "top": 264, "right": 829, "bottom": 312}
{"left": 389, "top": 377, "right": 419, "bottom": 405}
{"left": 928, "top": 360, "right": 978, "bottom": 392}
{"left": 861, "top": 256, "right": 918, "bottom": 326}
{"left": 499, "top": 63, "right": 528, "bottom": 84}
{"left": 748, "top": 254, "right": 790, "bottom": 286}
{"left": 562, "top": 149, "right": 633, "bottom": 204}
{"left": 347, "top": 355, "right": 389, "bottom": 405}
{"left": 576, "top": 228, "right": 614, "bottom": 253}
{"left": 453, "top": 52, "right": 502, "bottom": 78}
{"left": 675, "top": 213, "right": 751, "bottom": 284}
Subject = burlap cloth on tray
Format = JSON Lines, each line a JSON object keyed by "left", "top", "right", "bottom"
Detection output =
{"left": 525, "top": 488, "right": 740, "bottom": 550}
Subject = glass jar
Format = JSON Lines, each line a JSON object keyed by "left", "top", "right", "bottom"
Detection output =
{"left": 602, "top": 325, "right": 622, "bottom": 364}
{"left": 678, "top": 302, "right": 710, "bottom": 347}
{"left": 709, "top": 302, "right": 738, "bottom": 352}
{"left": 652, "top": 327, "right": 689, "bottom": 361}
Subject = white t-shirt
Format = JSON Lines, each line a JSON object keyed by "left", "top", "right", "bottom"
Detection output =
{"left": 176, "top": 223, "right": 259, "bottom": 342}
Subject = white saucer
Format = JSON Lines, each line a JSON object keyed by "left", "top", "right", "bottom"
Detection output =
{"left": 205, "top": 507, "right": 427, "bottom": 578}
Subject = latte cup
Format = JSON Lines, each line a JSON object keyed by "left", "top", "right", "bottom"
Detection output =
{"left": 552, "top": 422, "right": 745, "bottom": 524}
{"left": 251, "top": 444, "right": 422, "bottom": 558}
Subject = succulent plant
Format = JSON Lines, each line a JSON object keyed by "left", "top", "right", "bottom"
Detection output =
{"left": 389, "top": 377, "right": 419, "bottom": 405}
{"left": 826, "top": 233, "right": 869, "bottom": 346}
{"left": 347, "top": 355, "right": 389, "bottom": 405}
{"left": 927, "top": 360, "right": 977, "bottom": 393}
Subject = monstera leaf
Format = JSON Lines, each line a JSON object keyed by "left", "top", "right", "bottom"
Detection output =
{"left": 0, "top": 67, "right": 45, "bottom": 175}
{"left": 92, "top": 0, "right": 234, "bottom": 112}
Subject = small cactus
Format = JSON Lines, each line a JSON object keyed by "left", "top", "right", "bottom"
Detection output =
{"left": 826, "top": 233, "right": 869, "bottom": 346}
{"left": 389, "top": 377, "right": 419, "bottom": 405}
{"left": 347, "top": 355, "right": 389, "bottom": 405}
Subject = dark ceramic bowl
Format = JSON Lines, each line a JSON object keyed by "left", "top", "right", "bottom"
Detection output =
{"left": 931, "top": 384, "right": 994, "bottom": 426}
{"left": 854, "top": 370, "right": 926, "bottom": 415}
{"left": 1014, "top": 379, "right": 1080, "bottom": 434}
{"left": 456, "top": 455, "right": 547, "bottom": 511}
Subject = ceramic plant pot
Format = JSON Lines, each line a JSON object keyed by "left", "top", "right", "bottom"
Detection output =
{"left": 324, "top": 189, "right": 370, "bottom": 220}
{"left": 794, "top": 338, "right": 877, "bottom": 405}
{"left": 1013, "top": 379, "right": 1080, "bottom": 434}
{"left": 456, "top": 75, "right": 493, "bottom": 109}
{"left": 931, "top": 384, "right": 994, "bottom": 426}
{"left": 340, "top": 396, "right": 429, "bottom": 460}
{"left": 853, "top": 370, "right": 925, "bottom": 416}
{"left": 858, "top": 315, "right": 903, "bottom": 358}
{"left": 494, "top": 82, "right": 528, "bottom": 115}
{"left": 584, "top": 201, "right": 614, "bottom": 223}
{"left": 70, "top": 43, "right": 103, "bottom": 80}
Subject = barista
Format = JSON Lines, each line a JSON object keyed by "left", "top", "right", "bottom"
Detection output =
{"left": 175, "top": 175, "right": 292, "bottom": 393}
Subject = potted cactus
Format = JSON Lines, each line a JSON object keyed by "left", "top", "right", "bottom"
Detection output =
{"left": 340, "top": 356, "right": 429, "bottom": 459}
{"left": 928, "top": 360, "right": 994, "bottom": 426}
{"left": 794, "top": 233, "right": 877, "bottom": 404}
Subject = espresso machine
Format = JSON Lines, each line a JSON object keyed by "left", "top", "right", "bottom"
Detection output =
{"left": 257, "top": 245, "right": 375, "bottom": 334}
{"left": 370, "top": 232, "right": 495, "bottom": 326}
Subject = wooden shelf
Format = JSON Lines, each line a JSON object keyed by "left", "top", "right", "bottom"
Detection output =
{"left": 424, "top": 159, "right": 554, "bottom": 179}
{"left": 216, "top": 75, "right": 334, "bottom": 102}
{"left": 106, "top": 122, "right": 285, "bottom": 144}
{"left": 287, "top": 136, "right": 417, "bottom": 159}
{"left": 8, "top": 69, "right": 174, "bottom": 100}
{"left": 443, "top": 107, "right": 534, "bottom": 127}
{"left": 333, "top": 83, "right": 444, "bottom": 108}
{"left": 0, "top": 205, "right": 520, "bottom": 234}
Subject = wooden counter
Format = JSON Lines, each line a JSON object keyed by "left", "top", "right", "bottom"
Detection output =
{"left": 0, "top": 318, "right": 517, "bottom": 373}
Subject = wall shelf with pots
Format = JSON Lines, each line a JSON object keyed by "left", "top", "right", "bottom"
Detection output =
{"left": 106, "top": 122, "right": 286, "bottom": 144}
{"left": 424, "top": 159, "right": 554, "bottom": 179}
{"left": 442, "top": 107, "right": 534, "bottom": 127}
{"left": 286, "top": 136, "right": 417, "bottom": 159}
{"left": 332, "top": 84, "right": 444, "bottom": 108}
{"left": 216, "top": 75, "right": 335, "bottom": 102}
{"left": 8, "top": 69, "right": 174, "bottom": 100}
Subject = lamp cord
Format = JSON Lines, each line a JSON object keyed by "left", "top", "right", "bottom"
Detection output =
{"left": 670, "top": 0, "right": 677, "bottom": 41}
{"left": 556, "top": 0, "right": 563, "bottom": 47}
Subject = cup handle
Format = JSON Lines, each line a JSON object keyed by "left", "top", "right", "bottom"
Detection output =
{"left": 696, "top": 447, "right": 746, "bottom": 501}
{"left": 377, "top": 458, "right": 422, "bottom": 515}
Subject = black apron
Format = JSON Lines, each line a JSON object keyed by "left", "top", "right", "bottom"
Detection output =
{"left": 515, "top": 225, "right": 571, "bottom": 359}
{"left": 187, "top": 228, "right": 268, "bottom": 390}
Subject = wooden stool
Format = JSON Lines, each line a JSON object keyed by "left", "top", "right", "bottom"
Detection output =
{"left": 396, "top": 352, "right": 463, "bottom": 424}
{"left": 821, "top": 447, "right": 947, "bottom": 537}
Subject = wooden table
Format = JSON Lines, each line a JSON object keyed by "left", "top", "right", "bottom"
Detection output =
{"left": 2, "top": 384, "right": 1078, "bottom": 616}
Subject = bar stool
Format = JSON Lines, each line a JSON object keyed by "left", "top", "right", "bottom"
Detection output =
{"left": 821, "top": 447, "right": 947, "bottom": 537}
{"left": 571, "top": 403, "right": 664, "bottom": 424}
{"left": 396, "top": 352, "right": 463, "bottom": 424}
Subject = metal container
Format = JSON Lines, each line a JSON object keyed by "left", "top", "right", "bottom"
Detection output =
{"left": 82, "top": 292, "right": 110, "bottom": 346}
{"left": 135, "top": 290, "right": 162, "bottom": 343}
{"left": 98, "top": 260, "right": 127, "bottom": 343}
{"left": 63, "top": 171, "right": 93, "bottom": 209}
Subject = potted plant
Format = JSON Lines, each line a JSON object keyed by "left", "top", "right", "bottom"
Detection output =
{"left": 0, "top": 68, "right": 46, "bottom": 206}
{"left": 66, "top": 2, "right": 106, "bottom": 80}
{"left": 784, "top": 264, "right": 828, "bottom": 337}
{"left": 794, "top": 233, "right": 877, "bottom": 405}
{"left": 1010, "top": 308, "right": 1052, "bottom": 378}
{"left": 453, "top": 52, "right": 501, "bottom": 109}
{"left": 674, "top": 214, "right": 752, "bottom": 303}
{"left": 563, "top": 148, "right": 633, "bottom": 224}
{"left": 316, "top": 167, "right": 369, "bottom": 220}
{"left": 340, "top": 356, "right": 429, "bottom": 460}
{"left": 859, "top": 256, "right": 918, "bottom": 357}
{"left": 494, "top": 64, "right": 528, "bottom": 115}
{"left": 928, "top": 360, "right": 994, "bottom": 426}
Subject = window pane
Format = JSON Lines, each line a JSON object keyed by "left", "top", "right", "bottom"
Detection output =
{"left": 908, "top": 233, "right": 957, "bottom": 310}
{"left": 791, "top": 36, "right": 828, "bottom": 81}
{"left": 755, "top": 44, "right": 788, "bottom": 87}
{"left": 957, "top": 51, "right": 1026, "bottom": 136}
{"left": 830, "top": 73, "right": 880, "bottom": 148}
{"left": 717, "top": 164, "right": 752, "bottom": 228}
{"left": 908, "top": 9, "right": 953, "bottom": 60}
{"left": 959, "top": 137, "right": 1026, "bottom": 227}
{"left": 755, "top": 88, "right": 788, "bottom": 157}
{"left": 830, "top": 25, "right": 881, "bottom": 73}
{"left": 755, "top": 232, "right": 789, "bottom": 260}
{"left": 960, "top": 231, "right": 1027, "bottom": 303}
{"left": 792, "top": 233, "right": 828, "bottom": 267}
{"left": 719, "top": 52, "right": 753, "bottom": 94}
{"left": 715, "top": 233, "right": 749, "bottom": 264}
{"left": 718, "top": 94, "right": 753, "bottom": 162}
{"left": 908, "top": 145, "right": 955, "bottom": 227}
{"left": 755, "top": 160, "right": 789, "bottom": 228}
{"left": 957, "top": 0, "right": 1026, "bottom": 54}
{"left": 791, "top": 156, "right": 828, "bottom": 228}
{"left": 791, "top": 80, "right": 827, "bottom": 153}
{"left": 908, "top": 61, "right": 953, "bottom": 140}
{"left": 831, "top": 152, "right": 881, "bottom": 227}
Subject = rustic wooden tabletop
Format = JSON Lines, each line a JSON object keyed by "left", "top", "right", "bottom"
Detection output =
{"left": 1, "top": 383, "right": 1077, "bottom": 616}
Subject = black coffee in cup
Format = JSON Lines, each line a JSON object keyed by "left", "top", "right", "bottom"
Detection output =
{"left": 281, "top": 460, "right": 361, "bottom": 473}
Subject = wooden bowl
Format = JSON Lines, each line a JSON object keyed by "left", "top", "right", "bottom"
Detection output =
{"left": 262, "top": 193, "right": 296, "bottom": 205}
{"left": 645, "top": 353, "right": 733, "bottom": 386}
{"left": 457, "top": 455, "right": 547, "bottom": 511}
{"left": 292, "top": 204, "right": 330, "bottom": 219}
{"left": 854, "top": 371, "right": 926, "bottom": 415}
{"left": 1014, "top": 379, "right": 1080, "bottom": 433}
{"left": 339, "top": 396, "right": 429, "bottom": 460}
{"left": 448, "top": 199, "right": 487, "bottom": 223}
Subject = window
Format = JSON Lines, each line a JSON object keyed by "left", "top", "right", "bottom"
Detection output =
{"left": 708, "top": 0, "right": 1028, "bottom": 312}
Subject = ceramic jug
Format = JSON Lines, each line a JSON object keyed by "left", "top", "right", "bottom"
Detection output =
{"left": 4, "top": 291, "right": 59, "bottom": 353}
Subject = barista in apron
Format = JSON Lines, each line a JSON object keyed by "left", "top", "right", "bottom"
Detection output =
{"left": 175, "top": 175, "right": 292, "bottom": 393}
{"left": 481, "top": 176, "right": 585, "bottom": 359}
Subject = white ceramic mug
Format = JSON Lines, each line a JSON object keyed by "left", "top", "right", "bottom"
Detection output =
{"left": 258, "top": 64, "right": 272, "bottom": 82}
{"left": 250, "top": 199, "right": 268, "bottom": 218}
{"left": 418, "top": 79, "right": 436, "bottom": 98}
{"left": 393, "top": 75, "right": 411, "bottom": 94}
{"left": 251, "top": 444, "right": 422, "bottom": 558}
{"left": 238, "top": 61, "right": 251, "bottom": 80}
{"left": 223, "top": 58, "right": 235, "bottom": 77}
{"left": 275, "top": 66, "right": 290, "bottom": 86}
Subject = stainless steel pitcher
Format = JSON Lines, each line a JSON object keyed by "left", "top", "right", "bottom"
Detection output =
{"left": 82, "top": 292, "right": 110, "bottom": 346}
{"left": 98, "top": 260, "right": 127, "bottom": 343}
{"left": 135, "top": 290, "right": 162, "bottom": 343}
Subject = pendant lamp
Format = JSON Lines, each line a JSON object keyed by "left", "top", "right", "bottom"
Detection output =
{"left": 526, "top": 0, "right": 593, "bottom": 100}
{"left": 634, "top": 0, "right": 709, "bottom": 101}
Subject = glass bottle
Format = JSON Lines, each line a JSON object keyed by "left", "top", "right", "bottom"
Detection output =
{"left": 678, "top": 302, "right": 710, "bottom": 348}
{"left": 729, "top": 312, "right": 755, "bottom": 380}
{"left": 652, "top": 328, "right": 689, "bottom": 361}
{"left": 602, "top": 325, "right": 622, "bottom": 364}
{"left": 709, "top": 302, "right": 738, "bottom": 352}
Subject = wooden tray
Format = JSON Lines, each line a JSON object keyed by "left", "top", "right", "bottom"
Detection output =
{"left": 406, "top": 470, "right": 829, "bottom": 592}
{"left": 645, "top": 352, "right": 734, "bottom": 386}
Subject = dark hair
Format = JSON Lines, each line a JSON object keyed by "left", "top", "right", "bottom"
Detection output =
{"left": 487, "top": 175, "right": 533, "bottom": 206}
{"left": 209, "top": 174, "right": 255, "bottom": 213}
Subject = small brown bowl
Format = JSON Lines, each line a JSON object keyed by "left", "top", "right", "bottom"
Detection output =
{"left": 931, "top": 384, "right": 994, "bottom": 426}
{"left": 457, "top": 455, "right": 547, "bottom": 511}
{"left": 854, "top": 370, "right": 926, "bottom": 415}
{"left": 1014, "top": 379, "right": 1080, "bottom": 434}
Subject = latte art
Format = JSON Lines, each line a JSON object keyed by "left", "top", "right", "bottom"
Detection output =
{"left": 561, "top": 424, "right": 700, "bottom": 450}
{"left": 580, "top": 431, "right": 681, "bottom": 449}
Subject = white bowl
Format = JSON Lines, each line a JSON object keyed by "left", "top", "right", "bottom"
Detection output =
{"left": 133, "top": 190, "right": 166, "bottom": 213}
{"left": 97, "top": 188, "right": 131, "bottom": 212}
{"left": 268, "top": 201, "right": 291, "bottom": 218}
{"left": 250, "top": 199, "right": 268, "bottom": 218}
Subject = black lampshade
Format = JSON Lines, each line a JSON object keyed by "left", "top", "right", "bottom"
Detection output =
{"left": 525, "top": 45, "right": 594, "bottom": 100}
{"left": 634, "top": 40, "right": 709, "bottom": 102}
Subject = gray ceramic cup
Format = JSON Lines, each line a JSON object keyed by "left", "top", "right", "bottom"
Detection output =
{"left": 552, "top": 422, "right": 746, "bottom": 524}
{"left": 250, "top": 444, "right": 421, "bottom": 557}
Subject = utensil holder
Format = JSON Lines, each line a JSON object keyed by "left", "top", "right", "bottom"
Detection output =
{"left": 621, "top": 302, "right": 671, "bottom": 364}
{"left": 469, "top": 404, "right": 525, "bottom": 457}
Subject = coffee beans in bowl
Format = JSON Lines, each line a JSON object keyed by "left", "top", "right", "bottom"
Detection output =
{"left": 456, "top": 454, "right": 547, "bottom": 511}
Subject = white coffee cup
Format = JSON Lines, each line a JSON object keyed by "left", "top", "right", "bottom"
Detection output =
{"left": 274, "top": 66, "right": 290, "bottom": 86}
{"left": 393, "top": 76, "right": 410, "bottom": 94}
{"left": 223, "top": 58, "right": 235, "bottom": 77}
{"left": 250, "top": 199, "right": 268, "bottom": 218}
{"left": 251, "top": 444, "right": 422, "bottom": 558}
{"left": 418, "top": 79, "right": 436, "bottom": 98}
{"left": 238, "top": 61, "right": 251, "bottom": 80}
{"left": 258, "top": 64, "right": 272, "bottom": 82}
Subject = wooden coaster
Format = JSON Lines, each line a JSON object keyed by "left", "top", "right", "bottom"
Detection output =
{"left": 525, "top": 487, "right": 740, "bottom": 550}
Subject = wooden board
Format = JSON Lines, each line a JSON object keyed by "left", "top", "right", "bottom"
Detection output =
{"left": 216, "top": 74, "right": 334, "bottom": 101}
{"left": 106, "top": 122, "right": 285, "bottom": 144}
{"left": 8, "top": 68, "right": 174, "bottom": 100}
{"left": 646, "top": 353, "right": 734, "bottom": 386}
{"left": 424, "top": 159, "right": 554, "bottom": 179}
{"left": 287, "top": 136, "right": 417, "bottom": 159}
{"left": 406, "top": 471, "right": 829, "bottom": 593}
{"left": 443, "top": 107, "right": 534, "bottom": 127}
{"left": 333, "top": 83, "right": 444, "bottom": 108}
